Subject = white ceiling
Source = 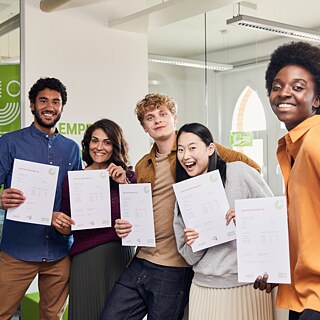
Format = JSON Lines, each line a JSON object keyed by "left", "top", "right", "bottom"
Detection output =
{"left": 147, "top": 0, "right": 320, "bottom": 60}
{"left": 0, "top": 0, "right": 19, "bottom": 62}
{"left": 0, "top": 0, "right": 19, "bottom": 24}
{"left": 1, "top": 0, "right": 320, "bottom": 65}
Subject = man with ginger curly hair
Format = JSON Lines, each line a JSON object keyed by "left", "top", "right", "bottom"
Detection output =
{"left": 101, "top": 92, "right": 261, "bottom": 320}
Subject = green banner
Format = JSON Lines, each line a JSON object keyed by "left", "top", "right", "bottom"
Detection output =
{"left": 0, "top": 64, "right": 21, "bottom": 137}
{"left": 58, "top": 122, "right": 91, "bottom": 136}
{"left": 230, "top": 131, "right": 254, "bottom": 147}
{"left": 0, "top": 65, "right": 20, "bottom": 238}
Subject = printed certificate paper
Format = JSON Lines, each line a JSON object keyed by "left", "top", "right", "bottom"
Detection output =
{"left": 68, "top": 170, "right": 111, "bottom": 230}
{"left": 173, "top": 170, "right": 235, "bottom": 252}
{"left": 119, "top": 183, "right": 155, "bottom": 247}
{"left": 7, "top": 159, "right": 59, "bottom": 225}
{"left": 236, "top": 196, "right": 291, "bottom": 284}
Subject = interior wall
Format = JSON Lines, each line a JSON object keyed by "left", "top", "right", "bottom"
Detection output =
{"left": 21, "top": 0, "right": 149, "bottom": 166}
{"left": 215, "top": 58, "right": 286, "bottom": 196}
{"left": 147, "top": 38, "right": 289, "bottom": 198}
{"left": 148, "top": 62, "right": 214, "bottom": 130}
{"left": 149, "top": 62, "right": 187, "bottom": 127}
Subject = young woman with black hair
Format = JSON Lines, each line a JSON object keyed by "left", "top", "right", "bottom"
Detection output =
{"left": 174, "top": 122, "right": 273, "bottom": 320}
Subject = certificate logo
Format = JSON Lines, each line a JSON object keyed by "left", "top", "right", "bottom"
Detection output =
{"left": 275, "top": 198, "right": 285, "bottom": 210}
{"left": 48, "top": 168, "right": 57, "bottom": 175}
{"left": 209, "top": 171, "right": 219, "bottom": 182}
{"left": 100, "top": 171, "right": 107, "bottom": 179}
{"left": 144, "top": 185, "right": 150, "bottom": 194}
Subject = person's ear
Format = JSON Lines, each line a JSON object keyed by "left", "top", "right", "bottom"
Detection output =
{"left": 313, "top": 95, "right": 320, "bottom": 109}
{"left": 30, "top": 103, "right": 35, "bottom": 114}
{"left": 142, "top": 124, "right": 148, "bottom": 132}
{"left": 208, "top": 143, "right": 215, "bottom": 156}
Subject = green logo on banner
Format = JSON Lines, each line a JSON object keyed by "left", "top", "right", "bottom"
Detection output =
{"left": 230, "top": 131, "right": 254, "bottom": 147}
{"left": 0, "top": 64, "right": 21, "bottom": 137}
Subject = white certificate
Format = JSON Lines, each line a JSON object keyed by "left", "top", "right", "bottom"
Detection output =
{"left": 119, "top": 183, "right": 155, "bottom": 247}
{"left": 7, "top": 159, "right": 59, "bottom": 225}
{"left": 173, "top": 170, "right": 235, "bottom": 252}
{"left": 68, "top": 170, "right": 111, "bottom": 230}
{"left": 236, "top": 196, "right": 291, "bottom": 284}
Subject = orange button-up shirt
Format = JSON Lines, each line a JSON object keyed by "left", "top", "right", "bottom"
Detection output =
{"left": 276, "top": 115, "right": 320, "bottom": 312}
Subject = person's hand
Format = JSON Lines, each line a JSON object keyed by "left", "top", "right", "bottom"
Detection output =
{"left": 107, "top": 163, "right": 127, "bottom": 184}
{"left": 226, "top": 208, "right": 236, "bottom": 225}
{"left": 114, "top": 219, "right": 132, "bottom": 238}
{"left": 52, "top": 211, "right": 74, "bottom": 235}
{"left": 253, "top": 273, "right": 278, "bottom": 293}
{"left": 184, "top": 227, "right": 199, "bottom": 246}
{"left": 0, "top": 188, "right": 25, "bottom": 210}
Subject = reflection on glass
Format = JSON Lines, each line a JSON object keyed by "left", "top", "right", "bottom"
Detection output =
{"left": 0, "top": 0, "right": 20, "bottom": 64}
{"left": 0, "top": 0, "right": 20, "bottom": 137}
{"left": 0, "top": 1, "right": 20, "bottom": 267}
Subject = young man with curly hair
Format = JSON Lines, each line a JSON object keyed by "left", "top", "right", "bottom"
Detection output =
{"left": 101, "top": 93, "right": 261, "bottom": 320}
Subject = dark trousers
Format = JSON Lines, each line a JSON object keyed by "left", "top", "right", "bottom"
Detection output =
{"left": 289, "top": 309, "right": 320, "bottom": 320}
{"left": 99, "top": 257, "right": 193, "bottom": 320}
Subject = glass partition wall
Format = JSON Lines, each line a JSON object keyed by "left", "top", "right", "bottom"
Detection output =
{"left": 146, "top": 1, "right": 307, "bottom": 197}
{"left": 146, "top": 3, "right": 320, "bottom": 318}
{"left": 0, "top": 1, "right": 20, "bottom": 293}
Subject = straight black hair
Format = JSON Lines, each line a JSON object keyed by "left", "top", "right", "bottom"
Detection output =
{"left": 176, "top": 123, "right": 226, "bottom": 186}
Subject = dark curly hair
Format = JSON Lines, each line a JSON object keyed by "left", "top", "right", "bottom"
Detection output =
{"left": 176, "top": 123, "right": 226, "bottom": 186}
{"left": 28, "top": 77, "right": 67, "bottom": 106}
{"left": 265, "top": 41, "right": 320, "bottom": 98}
{"left": 81, "top": 119, "right": 129, "bottom": 171}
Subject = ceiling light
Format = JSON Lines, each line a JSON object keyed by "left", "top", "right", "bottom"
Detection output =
{"left": 227, "top": 14, "right": 320, "bottom": 43}
{"left": 149, "top": 54, "right": 233, "bottom": 71}
{"left": 0, "top": 14, "right": 20, "bottom": 37}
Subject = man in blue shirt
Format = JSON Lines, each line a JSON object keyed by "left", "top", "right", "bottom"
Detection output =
{"left": 0, "top": 77, "right": 82, "bottom": 319}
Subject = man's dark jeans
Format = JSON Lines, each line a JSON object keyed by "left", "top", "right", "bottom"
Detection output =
{"left": 100, "top": 257, "right": 193, "bottom": 320}
{"left": 289, "top": 309, "right": 320, "bottom": 320}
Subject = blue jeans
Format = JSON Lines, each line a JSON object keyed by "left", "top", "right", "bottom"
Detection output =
{"left": 289, "top": 309, "right": 320, "bottom": 320}
{"left": 99, "top": 257, "right": 193, "bottom": 320}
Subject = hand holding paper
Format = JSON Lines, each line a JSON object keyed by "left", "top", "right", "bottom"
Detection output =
{"left": 114, "top": 219, "right": 132, "bottom": 238}
{"left": 253, "top": 273, "right": 278, "bottom": 293}
{"left": 68, "top": 169, "right": 111, "bottom": 230}
{"left": 7, "top": 159, "right": 59, "bottom": 226}
{"left": 236, "top": 196, "right": 290, "bottom": 284}
{"left": 0, "top": 188, "right": 25, "bottom": 210}
{"left": 173, "top": 170, "right": 235, "bottom": 252}
{"left": 119, "top": 183, "right": 155, "bottom": 247}
{"left": 183, "top": 227, "right": 199, "bottom": 246}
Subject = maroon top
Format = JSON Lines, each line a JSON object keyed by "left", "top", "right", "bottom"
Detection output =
{"left": 62, "top": 170, "right": 136, "bottom": 256}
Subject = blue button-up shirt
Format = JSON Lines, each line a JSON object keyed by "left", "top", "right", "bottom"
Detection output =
{"left": 0, "top": 123, "right": 82, "bottom": 262}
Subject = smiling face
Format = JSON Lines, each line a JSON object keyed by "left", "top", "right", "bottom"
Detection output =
{"left": 269, "top": 65, "right": 320, "bottom": 131}
{"left": 89, "top": 128, "right": 113, "bottom": 168}
{"left": 177, "top": 132, "right": 214, "bottom": 177}
{"left": 31, "top": 88, "right": 63, "bottom": 135}
{"left": 142, "top": 106, "right": 177, "bottom": 142}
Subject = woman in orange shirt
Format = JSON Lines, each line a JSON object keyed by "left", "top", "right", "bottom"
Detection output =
{"left": 255, "top": 41, "right": 320, "bottom": 320}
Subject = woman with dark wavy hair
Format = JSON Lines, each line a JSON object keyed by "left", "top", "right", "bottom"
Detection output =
{"left": 59, "top": 119, "right": 136, "bottom": 320}
{"left": 174, "top": 123, "right": 273, "bottom": 320}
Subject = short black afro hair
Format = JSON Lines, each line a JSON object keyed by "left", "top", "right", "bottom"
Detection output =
{"left": 265, "top": 41, "right": 320, "bottom": 96}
